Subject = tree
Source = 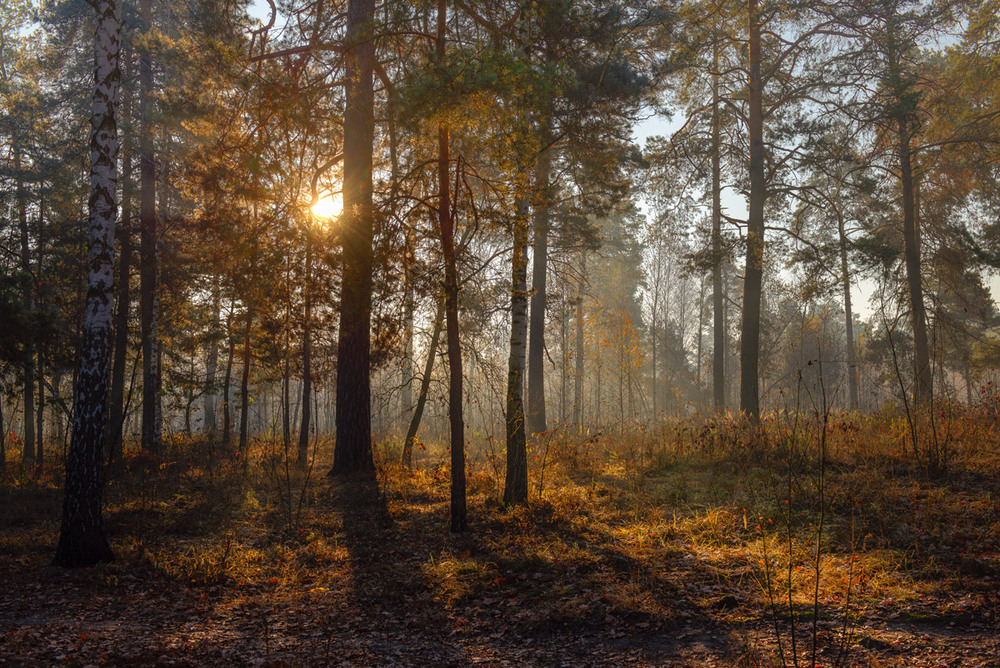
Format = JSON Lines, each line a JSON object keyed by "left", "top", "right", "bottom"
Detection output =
{"left": 432, "top": 0, "right": 467, "bottom": 531}
{"left": 138, "top": 0, "right": 160, "bottom": 454}
{"left": 331, "top": 0, "right": 376, "bottom": 476}
{"left": 54, "top": 0, "right": 121, "bottom": 568}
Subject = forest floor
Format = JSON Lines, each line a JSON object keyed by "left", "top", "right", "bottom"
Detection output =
{"left": 1, "top": 410, "right": 999, "bottom": 667}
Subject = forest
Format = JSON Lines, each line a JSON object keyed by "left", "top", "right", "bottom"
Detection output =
{"left": 1, "top": 0, "right": 999, "bottom": 665}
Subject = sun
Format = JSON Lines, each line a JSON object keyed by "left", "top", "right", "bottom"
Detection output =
{"left": 311, "top": 192, "right": 343, "bottom": 220}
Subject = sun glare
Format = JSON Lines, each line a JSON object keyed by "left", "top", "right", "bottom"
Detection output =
{"left": 311, "top": 193, "right": 343, "bottom": 220}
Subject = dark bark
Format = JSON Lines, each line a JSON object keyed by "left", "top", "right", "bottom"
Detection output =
{"left": 437, "top": 0, "right": 467, "bottom": 531}
{"left": 238, "top": 306, "right": 253, "bottom": 458}
{"left": 16, "top": 147, "right": 35, "bottom": 465}
{"left": 898, "top": 116, "right": 932, "bottom": 407}
{"left": 711, "top": 33, "right": 725, "bottom": 413}
{"left": 55, "top": 0, "right": 121, "bottom": 567}
{"left": 222, "top": 305, "right": 235, "bottom": 445}
{"left": 573, "top": 251, "right": 586, "bottom": 425}
{"left": 838, "top": 215, "right": 859, "bottom": 410}
{"left": 504, "top": 195, "right": 530, "bottom": 505}
{"left": 138, "top": 0, "right": 159, "bottom": 454}
{"left": 203, "top": 288, "right": 220, "bottom": 435}
{"left": 331, "top": 0, "right": 376, "bottom": 477}
{"left": 298, "top": 230, "right": 313, "bottom": 469}
{"left": 0, "top": 391, "right": 5, "bottom": 470}
{"left": 740, "top": 0, "right": 764, "bottom": 422}
{"left": 526, "top": 133, "right": 552, "bottom": 437}
{"left": 402, "top": 301, "right": 444, "bottom": 467}
{"left": 108, "top": 107, "right": 132, "bottom": 463}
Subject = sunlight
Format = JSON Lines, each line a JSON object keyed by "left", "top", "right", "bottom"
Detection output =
{"left": 311, "top": 192, "right": 342, "bottom": 220}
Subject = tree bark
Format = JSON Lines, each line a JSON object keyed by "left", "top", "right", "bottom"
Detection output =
{"left": 573, "top": 251, "right": 586, "bottom": 426}
{"left": 504, "top": 195, "right": 530, "bottom": 505}
{"left": 331, "top": 0, "right": 376, "bottom": 477}
{"left": 203, "top": 287, "right": 220, "bottom": 436}
{"left": 298, "top": 229, "right": 313, "bottom": 469}
{"left": 55, "top": 0, "right": 121, "bottom": 567}
{"left": 838, "top": 214, "right": 859, "bottom": 410}
{"left": 108, "top": 87, "right": 132, "bottom": 462}
{"left": 238, "top": 306, "right": 254, "bottom": 459}
{"left": 402, "top": 300, "right": 444, "bottom": 467}
{"left": 436, "top": 0, "right": 467, "bottom": 531}
{"left": 527, "top": 129, "right": 552, "bottom": 437}
{"left": 222, "top": 304, "right": 234, "bottom": 445}
{"left": 711, "top": 31, "right": 726, "bottom": 413}
{"left": 740, "top": 0, "right": 765, "bottom": 422}
{"left": 898, "top": 116, "right": 932, "bottom": 407}
{"left": 139, "top": 0, "right": 160, "bottom": 454}
{"left": 15, "top": 147, "right": 35, "bottom": 466}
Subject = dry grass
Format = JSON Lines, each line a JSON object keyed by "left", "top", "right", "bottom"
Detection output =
{"left": 1, "top": 407, "right": 998, "bottom": 665}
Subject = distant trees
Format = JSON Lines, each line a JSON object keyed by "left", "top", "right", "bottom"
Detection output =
{"left": 0, "top": 0, "right": 997, "bottom": 565}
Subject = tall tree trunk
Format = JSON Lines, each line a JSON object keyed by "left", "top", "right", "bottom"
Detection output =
{"left": 650, "top": 253, "right": 659, "bottom": 420}
{"left": 238, "top": 306, "right": 254, "bottom": 458}
{"left": 35, "top": 192, "right": 46, "bottom": 468}
{"left": 697, "top": 273, "right": 706, "bottom": 407}
{"left": 15, "top": 147, "right": 35, "bottom": 466}
{"left": 203, "top": 288, "right": 220, "bottom": 435}
{"left": 298, "top": 230, "right": 313, "bottom": 469}
{"left": 897, "top": 115, "right": 932, "bottom": 407}
{"left": 331, "top": 0, "right": 376, "bottom": 476}
{"left": 740, "top": 0, "right": 765, "bottom": 422}
{"left": 108, "top": 91, "right": 132, "bottom": 462}
{"left": 436, "top": 0, "right": 467, "bottom": 531}
{"left": 838, "top": 214, "right": 859, "bottom": 410}
{"left": 560, "top": 294, "right": 567, "bottom": 424}
{"left": 712, "top": 24, "right": 725, "bottom": 414}
{"left": 139, "top": 0, "right": 159, "bottom": 454}
{"left": 503, "top": 195, "right": 530, "bottom": 505}
{"left": 573, "top": 251, "right": 586, "bottom": 426}
{"left": 402, "top": 300, "right": 444, "bottom": 467}
{"left": 527, "top": 129, "right": 552, "bottom": 437}
{"left": 222, "top": 304, "right": 235, "bottom": 446}
{"left": 1, "top": 391, "right": 5, "bottom": 470}
{"left": 282, "top": 261, "right": 292, "bottom": 455}
{"left": 54, "top": 0, "right": 121, "bottom": 567}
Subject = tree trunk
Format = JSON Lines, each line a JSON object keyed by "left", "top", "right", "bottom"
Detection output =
{"left": 222, "top": 305, "right": 235, "bottom": 445}
{"left": 1, "top": 390, "right": 5, "bottom": 470}
{"left": 203, "top": 288, "right": 220, "bottom": 435}
{"left": 55, "top": 0, "right": 121, "bottom": 567}
{"left": 898, "top": 115, "right": 932, "bottom": 407}
{"left": 15, "top": 147, "right": 35, "bottom": 466}
{"left": 108, "top": 93, "right": 132, "bottom": 462}
{"left": 436, "top": 0, "right": 467, "bottom": 531}
{"left": 298, "top": 229, "right": 313, "bottom": 469}
{"left": 402, "top": 300, "right": 444, "bottom": 467}
{"left": 740, "top": 0, "right": 764, "bottom": 422}
{"left": 560, "top": 294, "right": 567, "bottom": 424}
{"left": 139, "top": 0, "right": 159, "bottom": 454}
{"left": 838, "top": 214, "right": 859, "bottom": 410}
{"left": 503, "top": 195, "right": 530, "bottom": 505}
{"left": 527, "top": 130, "right": 552, "bottom": 437}
{"left": 282, "top": 261, "right": 292, "bottom": 455}
{"left": 573, "top": 251, "right": 586, "bottom": 426}
{"left": 712, "top": 25, "right": 725, "bottom": 414}
{"left": 331, "top": 0, "right": 376, "bottom": 477}
{"left": 238, "top": 306, "right": 254, "bottom": 458}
